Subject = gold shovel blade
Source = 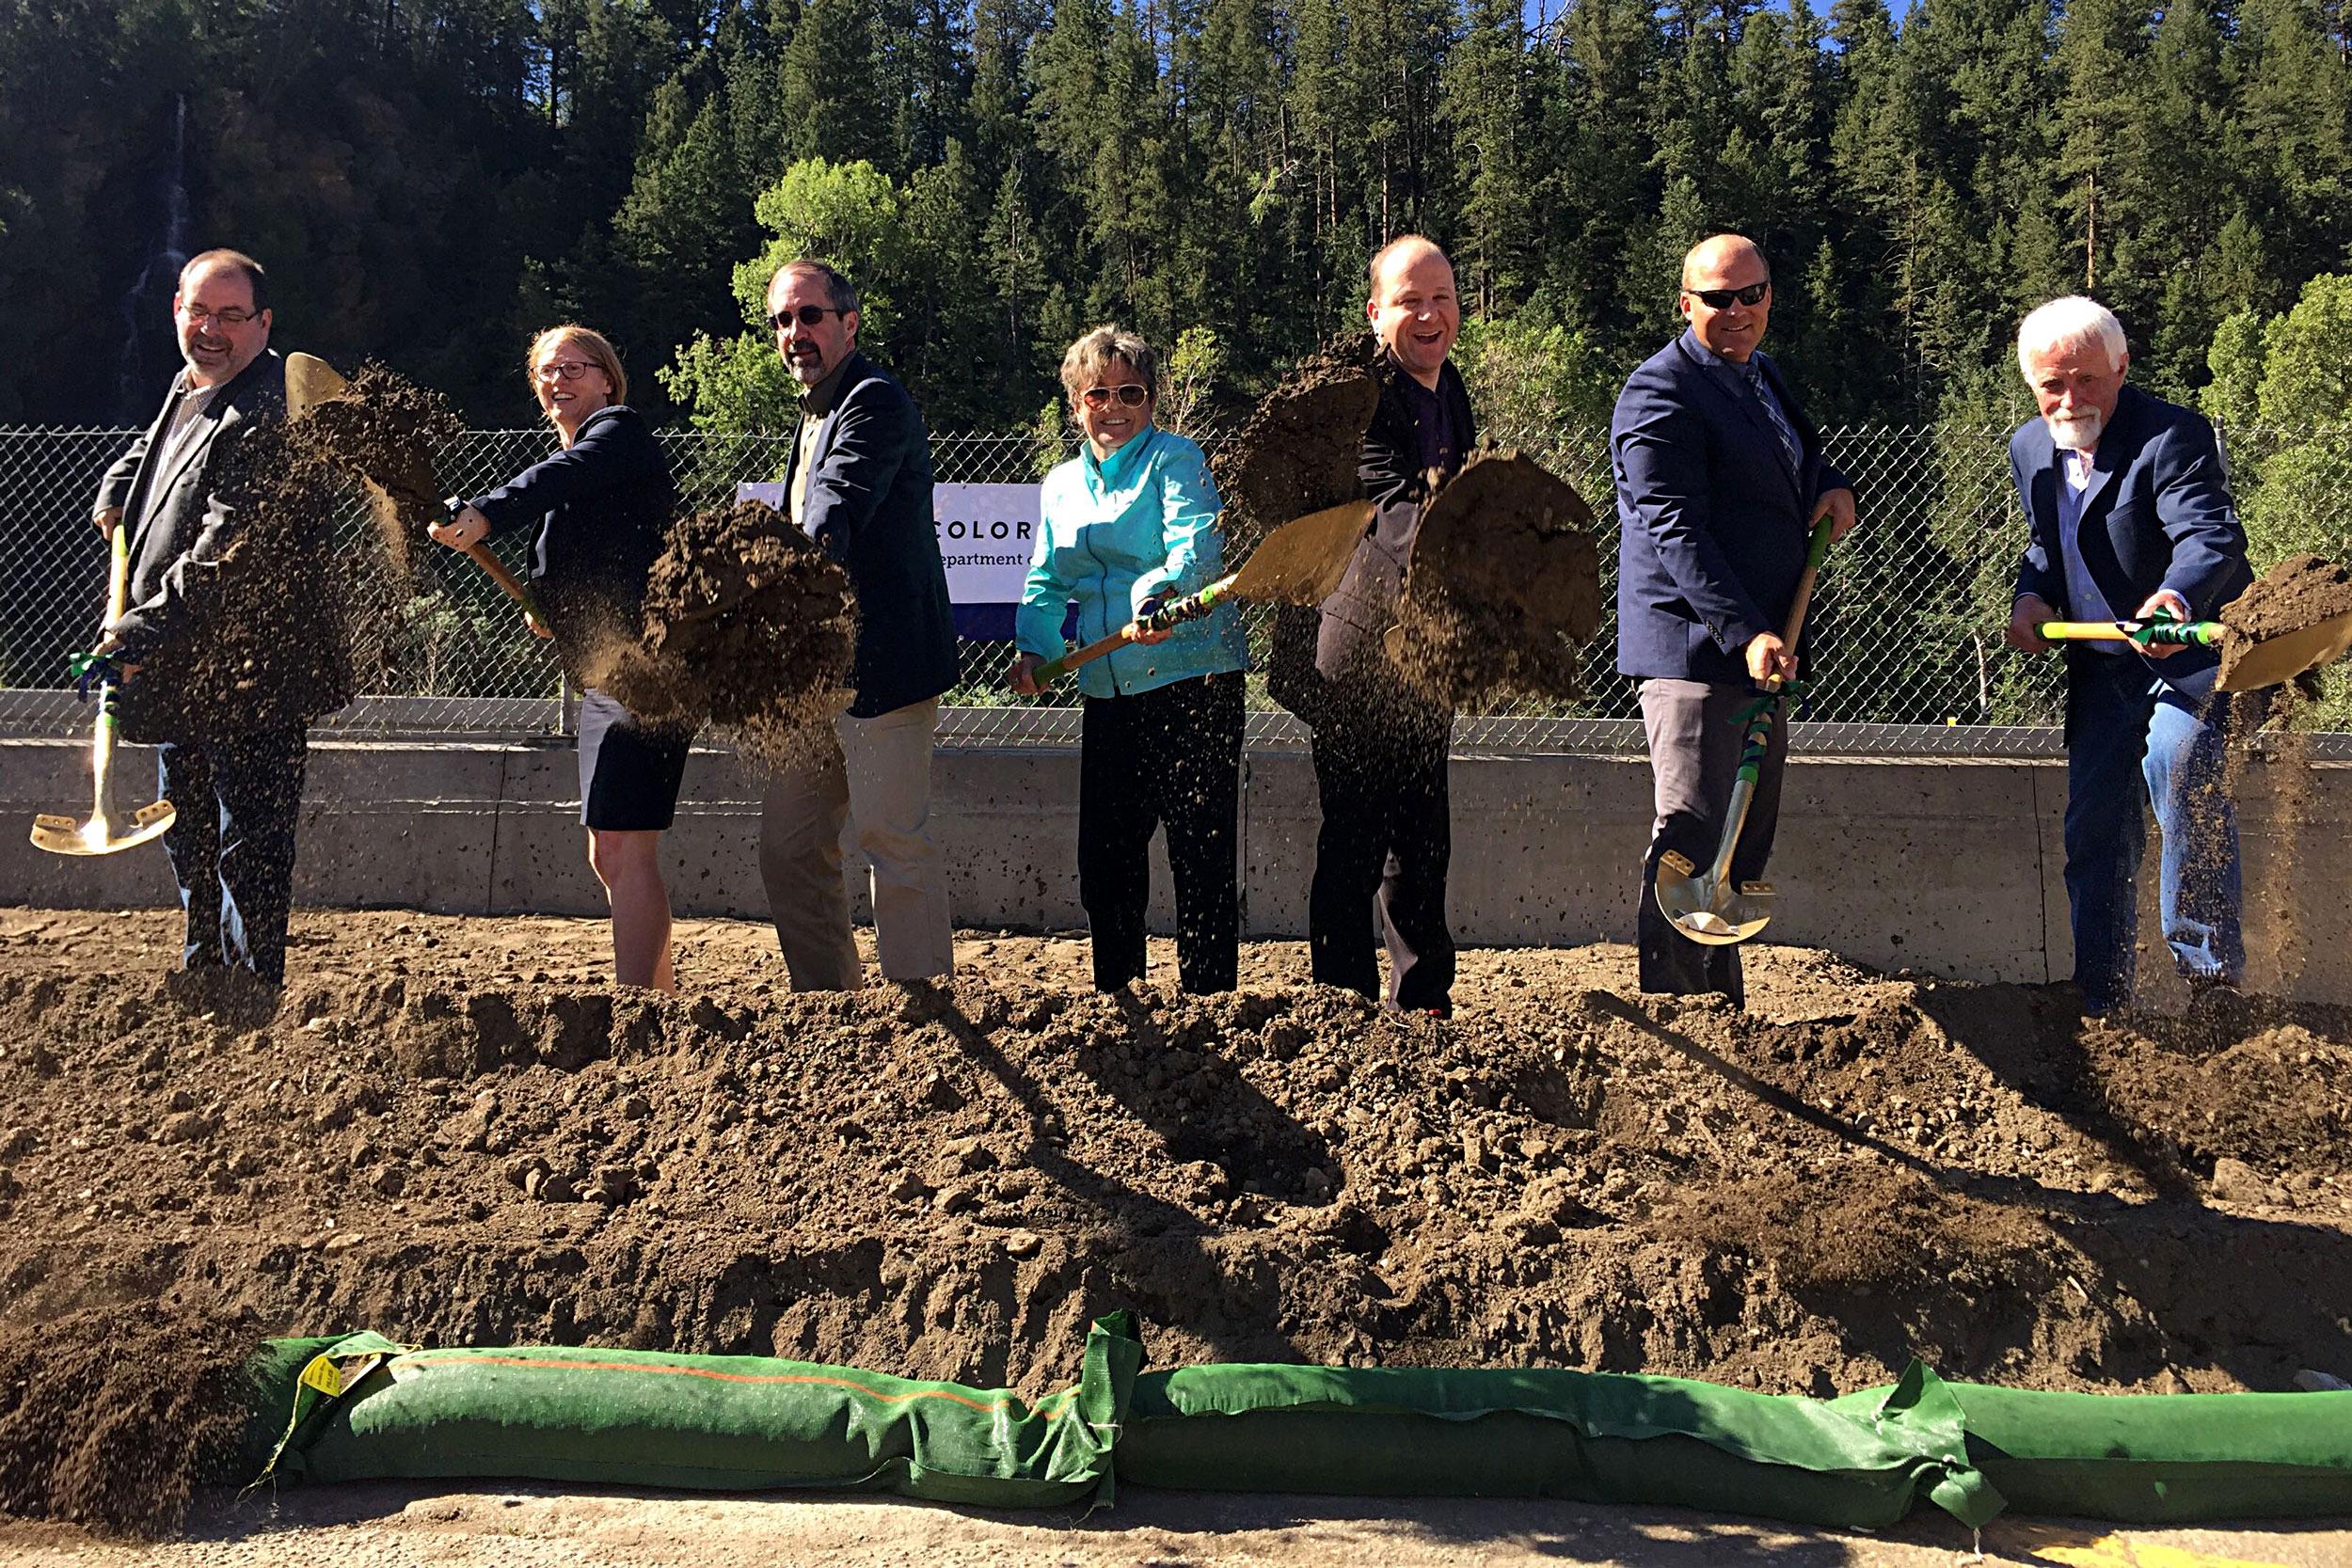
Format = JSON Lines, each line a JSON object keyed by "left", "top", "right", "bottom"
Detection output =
{"left": 1227, "top": 499, "right": 1375, "bottom": 606}
{"left": 2217, "top": 610, "right": 2352, "bottom": 693}
{"left": 29, "top": 799, "right": 176, "bottom": 857}
{"left": 1656, "top": 863, "right": 1776, "bottom": 947}
{"left": 285, "top": 351, "right": 350, "bottom": 419}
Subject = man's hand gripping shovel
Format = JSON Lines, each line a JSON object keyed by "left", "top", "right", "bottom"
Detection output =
{"left": 30, "top": 522, "right": 177, "bottom": 856}
{"left": 1653, "top": 516, "right": 1834, "bottom": 945}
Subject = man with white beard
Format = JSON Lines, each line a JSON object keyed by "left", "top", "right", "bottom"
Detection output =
{"left": 2003, "top": 296, "right": 2253, "bottom": 1016}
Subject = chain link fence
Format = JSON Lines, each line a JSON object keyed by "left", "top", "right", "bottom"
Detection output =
{"left": 5, "top": 420, "right": 2345, "bottom": 752}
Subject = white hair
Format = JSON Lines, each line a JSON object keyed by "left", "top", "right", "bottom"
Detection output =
{"left": 2017, "top": 296, "right": 2127, "bottom": 378}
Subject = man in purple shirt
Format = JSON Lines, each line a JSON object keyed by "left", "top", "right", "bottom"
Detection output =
{"left": 1280, "top": 235, "right": 1477, "bottom": 1017}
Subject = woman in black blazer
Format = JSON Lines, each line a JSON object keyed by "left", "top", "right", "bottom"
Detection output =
{"left": 432, "top": 325, "right": 688, "bottom": 990}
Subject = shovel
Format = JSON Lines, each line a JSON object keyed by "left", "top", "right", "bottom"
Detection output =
{"left": 29, "top": 523, "right": 177, "bottom": 857}
{"left": 2037, "top": 613, "right": 2352, "bottom": 693}
{"left": 285, "top": 352, "right": 547, "bottom": 635}
{"left": 1026, "top": 499, "right": 1375, "bottom": 687}
{"left": 1653, "top": 515, "right": 1835, "bottom": 946}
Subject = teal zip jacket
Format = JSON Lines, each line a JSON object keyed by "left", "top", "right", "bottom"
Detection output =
{"left": 1016, "top": 424, "right": 1248, "bottom": 699}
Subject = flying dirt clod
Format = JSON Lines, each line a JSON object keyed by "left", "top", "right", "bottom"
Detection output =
{"left": 592, "top": 499, "right": 858, "bottom": 763}
{"left": 1391, "top": 450, "right": 1605, "bottom": 706}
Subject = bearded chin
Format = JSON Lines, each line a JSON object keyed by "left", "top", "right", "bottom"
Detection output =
{"left": 2045, "top": 410, "right": 2104, "bottom": 451}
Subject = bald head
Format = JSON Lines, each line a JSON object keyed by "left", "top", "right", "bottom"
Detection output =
{"left": 1366, "top": 235, "right": 1459, "bottom": 389}
{"left": 1677, "top": 234, "right": 1772, "bottom": 363}
{"left": 1680, "top": 234, "right": 1768, "bottom": 291}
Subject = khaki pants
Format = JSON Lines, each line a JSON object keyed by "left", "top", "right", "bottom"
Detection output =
{"left": 758, "top": 697, "right": 953, "bottom": 990}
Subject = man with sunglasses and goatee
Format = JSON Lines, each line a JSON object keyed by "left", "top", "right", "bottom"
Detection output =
{"left": 1611, "top": 234, "right": 1857, "bottom": 1007}
{"left": 756, "top": 258, "right": 960, "bottom": 990}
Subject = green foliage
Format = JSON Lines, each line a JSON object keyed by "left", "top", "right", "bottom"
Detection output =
{"left": 10, "top": 0, "right": 2352, "bottom": 435}
{"left": 1453, "top": 314, "right": 1619, "bottom": 441}
{"left": 2251, "top": 274, "right": 2352, "bottom": 427}
{"left": 1156, "top": 327, "right": 1229, "bottom": 439}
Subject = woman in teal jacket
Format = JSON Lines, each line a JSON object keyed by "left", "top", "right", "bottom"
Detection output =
{"left": 1009, "top": 326, "right": 1248, "bottom": 993}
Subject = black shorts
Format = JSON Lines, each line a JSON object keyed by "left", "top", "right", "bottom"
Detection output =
{"left": 577, "top": 689, "right": 690, "bottom": 831}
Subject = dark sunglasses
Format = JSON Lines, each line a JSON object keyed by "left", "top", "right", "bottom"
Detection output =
{"left": 1081, "top": 383, "right": 1150, "bottom": 410}
{"left": 1688, "top": 281, "right": 1770, "bottom": 309}
{"left": 768, "top": 304, "right": 851, "bottom": 330}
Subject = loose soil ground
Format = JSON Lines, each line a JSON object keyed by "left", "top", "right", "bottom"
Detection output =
{"left": 4, "top": 909, "right": 2351, "bottom": 1549}
{"left": 8, "top": 1481, "right": 2351, "bottom": 1566}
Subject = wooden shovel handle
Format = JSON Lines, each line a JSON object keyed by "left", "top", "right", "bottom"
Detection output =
{"left": 1028, "top": 575, "right": 1237, "bottom": 687}
{"left": 1762, "top": 517, "right": 1836, "bottom": 694}
{"left": 465, "top": 541, "right": 535, "bottom": 610}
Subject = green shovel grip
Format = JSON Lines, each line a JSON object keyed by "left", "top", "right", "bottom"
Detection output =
{"left": 1029, "top": 575, "right": 1235, "bottom": 687}
{"left": 2036, "top": 618, "right": 2222, "bottom": 648}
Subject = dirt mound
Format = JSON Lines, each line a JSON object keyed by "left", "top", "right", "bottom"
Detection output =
{"left": 2222, "top": 553, "right": 2352, "bottom": 641}
{"left": 1209, "top": 337, "right": 1379, "bottom": 555}
{"left": 589, "top": 500, "right": 856, "bottom": 758}
{"left": 285, "top": 362, "right": 466, "bottom": 577}
{"left": 5, "top": 909, "right": 2352, "bottom": 1430}
{"left": 1391, "top": 451, "right": 1603, "bottom": 705}
{"left": 2217, "top": 553, "right": 2352, "bottom": 693}
{"left": 0, "top": 1307, "right": 261, "bottom": 1537}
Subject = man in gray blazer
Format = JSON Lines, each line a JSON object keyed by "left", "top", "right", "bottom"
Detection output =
{"left": 757, "top": 259, "right": 961, "bottom": 990}
{"left": 90, "top": 248, "right": 342, "bottom": 988}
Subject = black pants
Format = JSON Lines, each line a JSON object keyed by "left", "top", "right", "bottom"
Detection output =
{"left": 1636, "top": 678, "right": 1788, "bottom": 1007}
{"left": 157, "top": 726, "right": 309, "bottom": 986}
{"left": 1078, "top": 673, "right": 1243, "bottom": 993}
{"left": 1308, "top": 707, "right": 1455, "bottom": 1013}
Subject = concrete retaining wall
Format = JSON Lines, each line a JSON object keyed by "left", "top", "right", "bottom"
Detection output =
{"left": 5, "top": 736, "right": 2345, "bottom": 1003}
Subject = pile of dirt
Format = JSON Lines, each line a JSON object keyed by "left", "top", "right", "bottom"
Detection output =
{"left": 1208, "top": 336, "right": 1379, "bottom": 555}
{"left": 2213, "top": 551, "right": 2352, "bottom": 696}
{"left": 2220, "top": 553, "right": 2352, "bottom": 642}
{"left": 0, "top": 1307, "right": 261, "bottom": 1537}
{"left": 4, "top": 909, "right": 2352, "bottom": 1439}
{"left": 285, "top": 362, "right": 466, "bottom": 577}
{"left": 591, "top": 499, "right": 856, "bottom": 758}
{"left": 1391, "top": 451, "right": 1604, "bottom": 705}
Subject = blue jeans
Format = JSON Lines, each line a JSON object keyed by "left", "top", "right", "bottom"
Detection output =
{"left": 156, "top": 727, "right": 309, "bottom": 986}
{"left": 2064, "top": 655, "right": 2242, "bottom": 1011}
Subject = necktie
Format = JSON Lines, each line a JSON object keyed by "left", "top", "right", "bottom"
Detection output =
{"left": 1737, "top": 359, "right": 1802, "bottom": 476}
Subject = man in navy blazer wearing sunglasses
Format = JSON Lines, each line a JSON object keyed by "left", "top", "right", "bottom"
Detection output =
{"left": 1611, "top": 234, "right": 1856, "bottom": 1006}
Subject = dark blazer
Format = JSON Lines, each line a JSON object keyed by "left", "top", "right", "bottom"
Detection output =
{"left": 787, "top": 351, "right": 959, "bottom": 720}
{"left": 95, "top": 349, "right": 350, "bottom": 738}
{"left": 1268, "top": 351, "right": 1474, "bottom": 729}
{"left": 2010, "top": 384, "right": 2252, "bottom": 703}
{"left": 464, "top": 404, "right": 676, "bottom": 675}
{"left": 1612, "top": 329, "right": 1851, "bottom": 685}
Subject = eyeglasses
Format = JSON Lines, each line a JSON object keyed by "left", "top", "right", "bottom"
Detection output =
{"left": 534, "top": 359, "right": 599, "bottom": 383}
{"left": 181, "top": 305, "right": 259, "bottom": 326}
{"left": 1080, "top": 384, "right": 1150, "bottom": 410}
{"left": 1687, "top": 281, "right": 1770, "bottom": 309}
{"left": 769, "top": 304, "right": 851, "bottom": 331}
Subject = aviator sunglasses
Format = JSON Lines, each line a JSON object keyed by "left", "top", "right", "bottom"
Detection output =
{"left": 1081, "top": 383, "right": 1150, "bottom": 410}
{"left": 1688, "top": 281, "right": 1770, "bottom": 309}
{"left": 768, "top": 304, "right": 852, "bottom": 330}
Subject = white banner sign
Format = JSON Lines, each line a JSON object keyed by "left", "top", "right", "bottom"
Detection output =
{"left": 931, "top": 483, "right": 1040, "bottom": 607}
{"left": 735, "top": 481, "right": 1039, "bottom": 612}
